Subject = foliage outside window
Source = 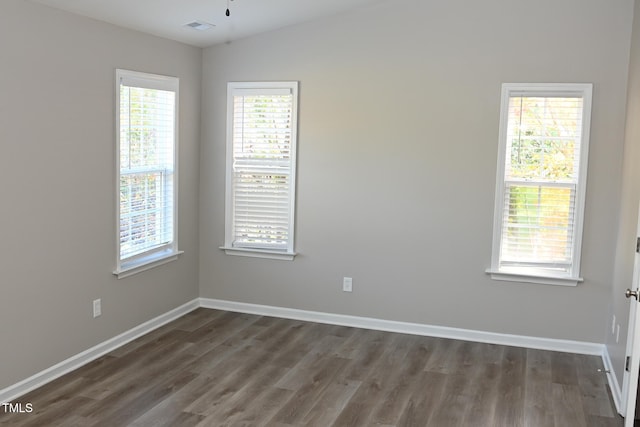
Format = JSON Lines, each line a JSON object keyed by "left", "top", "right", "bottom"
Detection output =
{"left": 114, "top": 69, "right": 181, "bottom": 278}
{"left": 488, "top": 83, "right": 592, "bottom": 286}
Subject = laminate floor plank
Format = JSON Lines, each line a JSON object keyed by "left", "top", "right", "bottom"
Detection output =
{"left": 268, "top": 355, "right": 352, "bottom": 425}
{"left": 492, "top": 345, "right": 527, "bottom": 427}
{"left": 423, "top": 337, "right": 465, "bottom": 375}
{"left": 215, "top": 386, "right": 294, "bottom": 427}
{"left": 150, "top": 411, "right": 205, "bottom": 427}
{"left": 184, "top": 346, "right": 273, "bottom": 416}
{"left": 87, "top": 370, "right": 199, "bottom": 427}
{"left": 551, "top": 350, "right": 580, "bottom": 385}
{"left": 352, "top": 335, "right": 416, "bottom": 415}
{"left": 576, "top": 353, "right": 617, "bottom": 418}
{"left": 0, "top": 309, "right": 624, "bottom": 427}
{"left": 342, "top": 330, "right": 394, "bottom": 382}
{"left": 523, "top": 348, "right": 554, "bottom": 427}
{"left": 331, "top": 338, "right": 411, "bottom": 426}
{"left": 9, "top": 375, "right": 95, "bottom": 411}
{"left": 396, "top": 370, "right": 449, "bottom": 427}
{"left": 426, "top": 372, "right": 472, "bottom": 427}
{"left": 552, "top": 383, "right": 589, "bottom": 427}
{"left": 369, "top": 336, "right": 433, "bottom": 425}
{"left": 79, "top": 339, "right": 196, "bottom": 401}
{"left": 77, "top": 344, "right": 198, "bottom": 421}
{"left": 276, "top": 325, "right": 342, "bottom": 369}
{"left": 331, "top": 327, "right": 371, "bottom": 360}
{"left": 108, "top": 325, "right": 192, "bottom": 359}
{"left": 15, "top": 396, "right": 95, "bottom": 427}
{"left": 589, "top": 414, "right": 628, "bottom": 427}
{"left": 184, "top": 312, "right": 262, "bottom": 346}
{"left": 81, "top": 330, "right": 191, "bottom": 383}
{"left": 193, "top": 363, "right": 290, "bottom": 423}
{"left": 459, "top": 359, "right": 503, "bottom": 426}
{"left": 172, "top": 308, "right": 228, "bottom": 333}
{"left": 274, "top": 334, "right": 351, "bottom": 391}
{"left": 301, "top": 379, "right": 361, "bottom": 426}
{"left": 128, "top": 375, "right": 217, "bottom": 427}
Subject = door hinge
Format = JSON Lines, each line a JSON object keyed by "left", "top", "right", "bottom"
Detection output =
{"left": 636, "top": 237, "right": 640, "bottom": 253}
{"left": 626, "top": 356, "right": 631, "bottom": 371}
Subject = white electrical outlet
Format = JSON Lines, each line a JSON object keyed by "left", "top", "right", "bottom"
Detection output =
{"left": 343, "top": 277, "right": 353, "bottom": 292}
{"left": 612, "top": 315, "right": 616, "bottom": 334}
{"left": 93, "top": 299, "right": 102, "bottom": 318}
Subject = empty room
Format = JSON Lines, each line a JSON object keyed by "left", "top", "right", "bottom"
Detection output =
{"left": 3, "top": 0, "right": 640, "bottom": 425}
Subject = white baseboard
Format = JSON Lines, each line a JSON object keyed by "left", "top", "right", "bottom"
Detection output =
{"left": 0, "top": 298, "right": 200, "bottom": 403}
{"left": 602, "top": 346, "right": 624, "bottom": 415}
{"left": 2, "top": 296, "right": 618, "bottom": 410}
{"left": 200, "top": 298, "right": 605, "bottom": 356}
{"left": 202, "top": 298, "right": 632, "bottom": 414}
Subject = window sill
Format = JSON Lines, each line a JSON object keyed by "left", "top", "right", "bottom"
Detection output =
{"left": 485, "top": 268, "right": 582, "bottom": 287}
{"left": 114, "top": 249, "right": 184, "bottom": 279}
{"left": 220, "top": 246, "right": 296, "bottom": 261}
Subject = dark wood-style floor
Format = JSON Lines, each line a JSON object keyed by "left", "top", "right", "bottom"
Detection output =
{"left": 0, "top": 308, "right": 623, "bottom": 426}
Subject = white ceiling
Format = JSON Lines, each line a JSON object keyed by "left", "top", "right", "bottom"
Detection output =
{"left": 28, "top": 0, "right": 387, "bottom": 48}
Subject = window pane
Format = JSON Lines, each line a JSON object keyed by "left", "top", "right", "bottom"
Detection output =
{"left": 229, "top": 86, "right": 296, "bottom": 251}
{"left": 233, "top": 95, "right": 293, "bottom": 160}
{"left": 490, "top": 84, "right": 591, "bottom": 282}
{"left": 120, "top": 172, "right": 173, "bottom": 259}
{"left": 120, "top": 86, "right": 175, "bottom": 170}
{"left": 118, "top": 74, "right": 176, "bottom": 262}
{"left": 501, "top": 184, "right": 574, "bottom": 268}
{"left": 506, "top": 97, "right": 582, "bottom": 182}
{"left": 233, "top": 171, "right": 290, "bottom": 247}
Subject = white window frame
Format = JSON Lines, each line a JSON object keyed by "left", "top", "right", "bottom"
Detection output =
{"left": 114, "top": 69, "right": 182, "bottom": 278}
{"left": 487, "top": 83, "right": 592, "bottom": 286}
{"left": 221, "top": 81, "right": 299, "bottom": 260}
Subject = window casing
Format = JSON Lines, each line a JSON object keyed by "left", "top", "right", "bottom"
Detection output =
{"left": 221, "top": 81, "right": 299, "bottom": 260}
{"left": 114, "top": 69, "right": 181, "bottom": 278}
{"left": 488, "top": 83, "right": 592, "bottom": 286}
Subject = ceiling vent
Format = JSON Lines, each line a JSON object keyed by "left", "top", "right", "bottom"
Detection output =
{"left": 184, "top": 21, "right": 215, "bottom": 31}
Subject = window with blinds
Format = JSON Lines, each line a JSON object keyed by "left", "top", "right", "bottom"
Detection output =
{"left": 114, "top": 69, "right": 181, "bottom": 277}
{"left": 489, "top": 83, "right": 592, "bottom": 286}
{"left": 222, "top": 82, "right": 298, "bottom": 260}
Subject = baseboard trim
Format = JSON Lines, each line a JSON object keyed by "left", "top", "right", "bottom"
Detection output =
{"left": 201, "top": 298, "right": 630, "bottom": 409}
{"left": 1, "top": 296, "right": 614, "bottom": 406}
{"left": 602, "top": 346, "right": 624, "bottom": 415}
{"left": 0, "top": 298, "right": 200, "bottom": 403}
{"left": 199, "top": 298, "right": 604, "bottom": 356}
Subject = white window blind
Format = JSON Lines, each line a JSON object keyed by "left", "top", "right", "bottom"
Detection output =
{"left": 115, "top": 69, "right": 180, "bottom": 277}
{"left": 223, "top": 82, "right": 298, "bottom": 259}
{"left": 489, "top": 84, "right": 592, "bottom": 285}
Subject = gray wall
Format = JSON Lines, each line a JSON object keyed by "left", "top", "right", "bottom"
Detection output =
{"left": 0, "top": 0, "right": 201, "bottom": 389}
{"left": 609, "top": 0, "right": 640, "bottom": 390}
{"left": 200, "top": 0, "right": 633, "bottom": 342}
{"left": 2, "top": 0, "right": 637, "bottom": 395}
